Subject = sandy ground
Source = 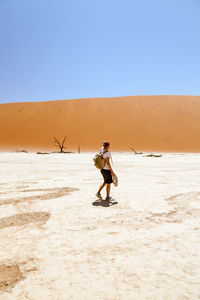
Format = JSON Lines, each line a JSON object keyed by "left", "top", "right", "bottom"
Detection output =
{"left": 1, "top": 95, "right": 200, "bottom": 152}
{"left": 0, "top": 152, "right": 200, "bottom": 300}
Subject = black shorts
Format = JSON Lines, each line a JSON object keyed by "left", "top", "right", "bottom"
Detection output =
{"left": 101, "top": 169, "right": 113, "bottom": 184}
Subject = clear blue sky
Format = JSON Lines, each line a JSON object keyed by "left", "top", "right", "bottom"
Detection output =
{"left": 0, "top": 0, "right": 200, "bottom": 103}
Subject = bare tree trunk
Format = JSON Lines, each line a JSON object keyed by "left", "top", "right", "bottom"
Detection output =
{"left": 53, "top": 136, "right": 67, "bottom": 153}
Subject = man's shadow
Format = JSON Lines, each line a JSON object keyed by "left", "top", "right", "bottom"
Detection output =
{"left": 92, "top": 199, "right": 118, "bottom": 207}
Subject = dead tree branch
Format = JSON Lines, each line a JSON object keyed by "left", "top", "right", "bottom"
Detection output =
{"left": 145, "top": 153, "right": 162, "bottom": 157}
{"left": 53, "top": 136, "right": 66, "bottom": 153}
{"left": 129, "top": 148, "right": 143, "bottom": 154}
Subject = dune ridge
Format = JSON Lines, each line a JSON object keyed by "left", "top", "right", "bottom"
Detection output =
{"left": 0, "top": 95, "right": 200, "bottom": 152}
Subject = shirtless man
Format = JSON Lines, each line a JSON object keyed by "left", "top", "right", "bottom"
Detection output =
{"left": 96, "top": 141, "right": 115, "bottom": 201}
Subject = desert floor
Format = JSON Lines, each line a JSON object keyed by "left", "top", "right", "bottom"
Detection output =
{"left": 0, "top": 152, "right": 200, "bottom": 300}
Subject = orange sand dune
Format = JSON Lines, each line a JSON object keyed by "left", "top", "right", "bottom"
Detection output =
{"left": 0, "top": 95, "right": 200, "bottom": 152}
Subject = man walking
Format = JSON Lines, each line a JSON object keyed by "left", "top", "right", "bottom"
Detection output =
{"left": 96, "top": 141, "right": 115, "bottom": 201}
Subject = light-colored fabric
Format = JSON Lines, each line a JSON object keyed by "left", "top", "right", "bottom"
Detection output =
{"left": 112, "top": 174, "right": 118, "bottom": 187}
{"left": 100, "top": 147, "right": 111, "bottom": 170}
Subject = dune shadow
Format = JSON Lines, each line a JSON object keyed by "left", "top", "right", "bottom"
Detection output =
{"left": 92, "top": 199, "right": 118, "bottom": 207}
{"left": 0, "top": 212, "right": 50, "bottom": 229}
{"left": 0, "top": 187, "right": 79, "bottom": 206}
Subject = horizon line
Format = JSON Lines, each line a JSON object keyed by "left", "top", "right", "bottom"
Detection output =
{"left": 1, "top": 94, "right": 200, "bottom": 105}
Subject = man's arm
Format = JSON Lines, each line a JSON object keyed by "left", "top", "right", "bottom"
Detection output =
{"left": 106, "top": 157, "right": 115, "bottom": 176}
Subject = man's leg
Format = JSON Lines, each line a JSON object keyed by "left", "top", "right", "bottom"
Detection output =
{"left": 98, "top": 182, "right": 106, "bottom": 194}
{"left": 106, "top": 184, "right": 111, "bottom": 198}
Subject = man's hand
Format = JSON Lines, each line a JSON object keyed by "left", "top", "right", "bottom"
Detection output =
{"left": 111, "top": 171, "right": 115, "bottom": 177}
{"left": 106, "top": 157, "right": 115, "bottom": 177}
